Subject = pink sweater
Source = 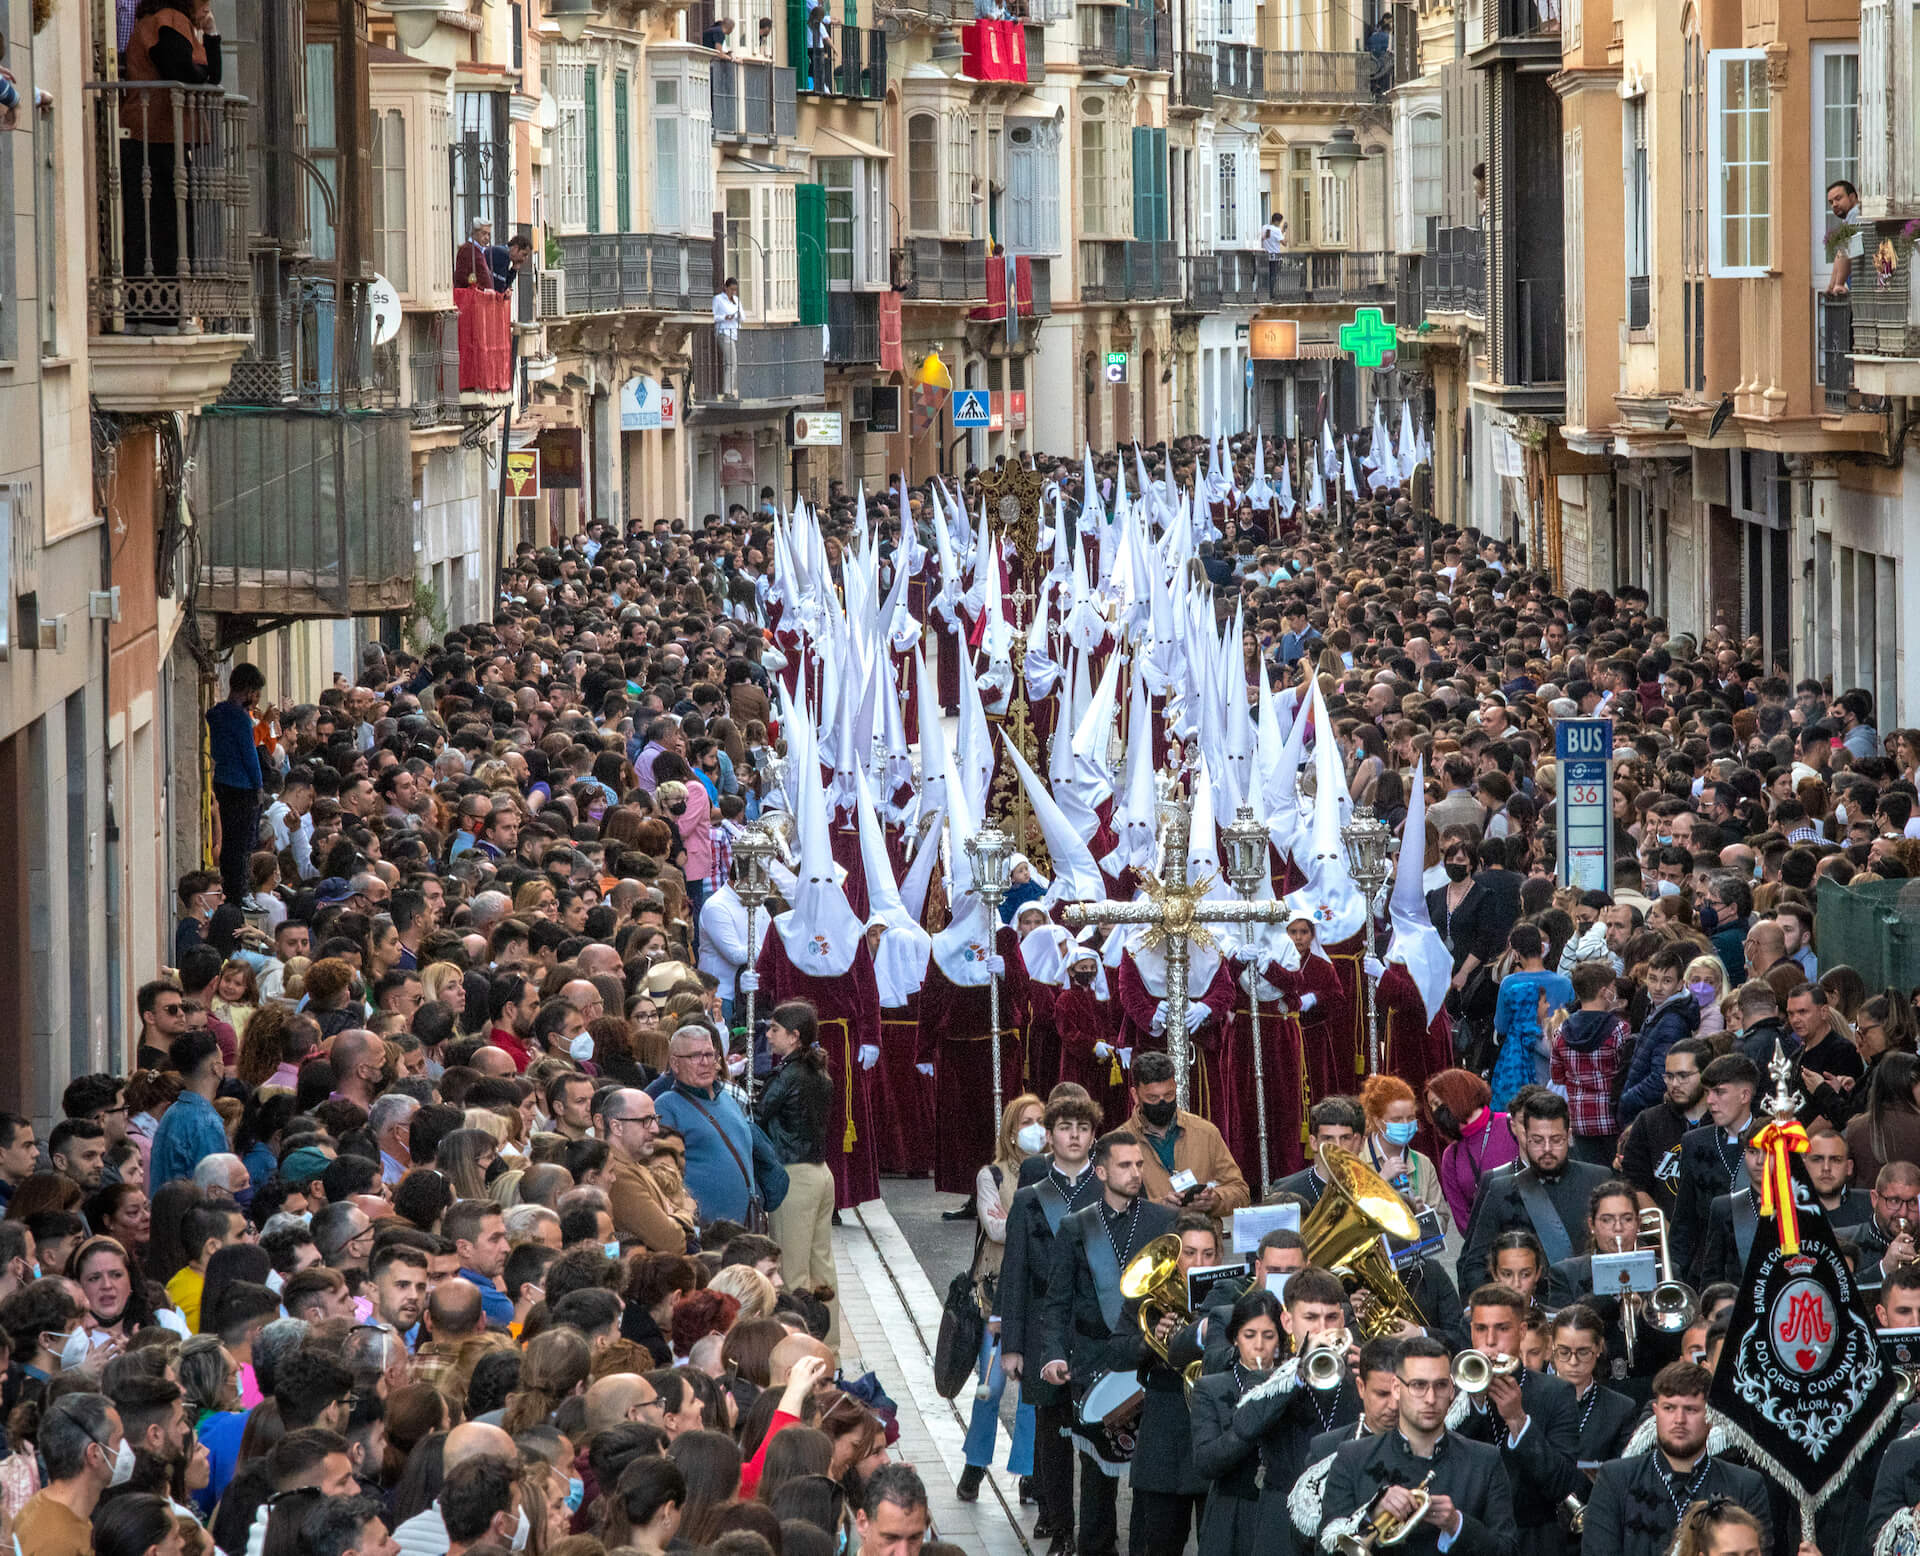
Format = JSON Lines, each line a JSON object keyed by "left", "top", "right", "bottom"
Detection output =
{"left": 1439, "top": 1108, "right": 1519, "bottom": 1229}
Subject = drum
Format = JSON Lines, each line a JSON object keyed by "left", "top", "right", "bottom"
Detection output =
{"left": 1069, "top": 1368, "right": 1144, "bottom": 1476}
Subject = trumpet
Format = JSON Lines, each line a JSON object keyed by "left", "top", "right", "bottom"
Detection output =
{"left": 1302, "top": 1327, "right": 1354, "bottom": 1391}
{"left": 1337, "top": 1471, "right": 1436, "bottom": 1555}
{"left": 1450, "top": 1349, "right": 1520, "bottom": 1394}
{"left": 1561, "top": 1494, "right": 1587, "bottom": 1535}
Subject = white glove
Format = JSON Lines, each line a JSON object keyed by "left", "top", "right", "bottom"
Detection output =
{"left": 1363, "top": 955, "right": 1385, "bottom": 980}
{"left": 1094, "top": 1041, "right": 1113, "bottom": 1060}
{"left": 1190, "top": 1007, "right": 1211, "bottom": 1030}
{"left": 1118, "top": 1047, "right": 1134, "bottom": 1069}
{"left": 985, "top": 954, "right": 1006, "bottom": 975}
{"left": 916, "top": 1062, "right": 935, "bottom": 1078}
{"left": 1150, "top": 1002, "right": 1169, "bottom": 1036}
{"left": 1298, "top": 992, "right": 1318, "bottom": 1012}
{"left": 858, "top": 1044, "right": 880, "bottom": 1070}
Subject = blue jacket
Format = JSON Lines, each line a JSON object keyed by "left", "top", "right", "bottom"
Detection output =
{"left": 205, "top": 700, "right": 262, "bottom": 790}
{"left": 152, "top": 1091, "right": 233, "bottom": 1189}
{"left": 1490, "top": 969, "right": 1573, "bottom": 1110}
{"left": 654, "top": 1081, "right": 760, "bottom": 1224}
{"left": 461, "top": 1268, "right": 516, "bottom": 1327}
{"left": 1616, "top": 990, "right": 1704, "bottom": 1126}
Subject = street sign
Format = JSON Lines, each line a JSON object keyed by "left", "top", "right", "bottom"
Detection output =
{"left": 1248, "top": 319, "right": 1299, "bottom": 359}
{"left": 1104, "top": 349, "right": 1128, "bottom": 385}
{"left": 1554, "top": 717, "right": 1614, "bottom": 893}
{"left": 1244, "top": 359, "right": 1254, "bottom": 389}
{"left": 621, "top": 376, "right": 661, "bottom": 431}
{"left": 792, "top": 412, "right": 843, "bottom": 446}
{"left": 952, "top": 389, "right": 991, "bottom": 427}
{"left": 1339, "top": 307, "right": 1396, "bottom": 368}
{"left": 505, "top": 450, "right": 540, "bottom": 499}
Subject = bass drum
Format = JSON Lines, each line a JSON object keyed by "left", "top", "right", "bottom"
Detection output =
{"left": 1068, "top": 1368, "right": 1144, "bottom": 1478}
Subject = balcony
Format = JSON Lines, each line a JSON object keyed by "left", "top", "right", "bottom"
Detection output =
{"left": 1627, "top": 274, "right": 1650, "bottom": 332}
{"left": 1257, "top": 250, "right": 1394, "bottom": 305}
{"left": 1080, "top": 239, "right": 1180, "bottom": 303}
{"left": 969, "top": 253, "right": 1052, "bottom": 324}
{"left": 691, "top": 323, "right": 826, "bottom": 406}
{"left": 1470, "top": 0, "right": 1564, "bottom": 66}
{"left": 1078, "top": 8, "right": 1171, "bottom": 72}
{"left": 1265, "top": 50, "right": 1374, "bottom": 102}
{"left": 222, "top": 273, "right": 380, "bottom": 410}
{"left": 1819, "top": 295, "right": 1859, "bottom": 412}
{"left": 827, "top": 291, "right": 882, "bottom": 364}
{"left": 455, "top": 287, "right": 513, "bottom": 401}
{"left": 874, "top": 0, "right": 968, "bottom": 27}
{"left": 549, "top": 234, "right": 713, "bottom": 315}
{"left": 1396, "top": 252, "right": 1426, "bottom": 327}
{"left": 192, "top": 408, "right": 416, "bottom": 618}
{"left": 1177, "top": 52, "right": 1215, "bottom": 108}
{"left": 800, "top": 27, "right": 887, "bottom": 97}
{"left": 897, "top": 238, "right": 989, "bottom": 302}
{"left": 1427, "top": 225, "right": 1486, "bottom": 316}
{"left": 710, "top": 57, "right": 797, "bottom": 141}
{"left": 87, "top": 80, "right": 256, "bottom": 412}
{"left": 1214, "top": 42, "right": 1263, "bottom": 98}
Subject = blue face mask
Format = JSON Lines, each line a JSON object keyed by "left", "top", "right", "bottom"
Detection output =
{"left": 232, "top": 1187, "right": 255, "bottom": 1213}
{"left": 1697, "top": 904, "right": 1718, "bottom": 933}
{"left": 565, "top": 1477, "right": 584, "bottom": 1513}
{"left": 1383, "top": 1120, "right": 1419, "bottom": 1147}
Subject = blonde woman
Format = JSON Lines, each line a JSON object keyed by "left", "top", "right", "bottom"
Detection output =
{"left": 707, "top": 1263, "right": 777, "bottom": 1320}
{"left": 1683, "top": 955, "right": 1728, "bottom": 1038}
{"left": 515, "top": 880, "right": 559, "bottom": 919}
{"left": 420, "top": 961, "right": 468, "bottom": 1014}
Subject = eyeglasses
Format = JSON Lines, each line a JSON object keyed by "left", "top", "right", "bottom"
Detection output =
{"left": 606, "top": 1114, "right": 659, "bottom": 1130}
{"left": 1551, "top": 1344, "right": 1599, "bottom": 1364}
{"left": 671, "top": 1050, "right": 719, "bottom": 1065}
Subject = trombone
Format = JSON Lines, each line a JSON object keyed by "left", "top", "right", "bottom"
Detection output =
{"left": 1337, "top": 1470, "right": 1436, "bottom": 1555}
{"left": 1617, "top": 1208, "right": 1698, "bottom": 1369}
{"left": 1450, "top": 1349, "right": 1520, "bottom": 1394}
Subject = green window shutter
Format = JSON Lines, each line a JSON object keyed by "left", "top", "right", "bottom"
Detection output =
{"left": 614, "top": 73, "right": 631, "bottom": 232}
{"left": 797, "top": 181, "right": 828, "bottom": 326}
{"left": 584, "top": 65, "right": 600, "bottom": 233}
{"left": 1151, "top": 128, "right": 1168, "bottom": 239}
{"left": 1131, "top": 127, "right": 1152, "bottom": 240}
{"left": 787, "top": 0, "right": 807, "bottom": 69}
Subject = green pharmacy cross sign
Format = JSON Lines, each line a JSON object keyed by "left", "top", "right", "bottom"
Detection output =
{"left": 1340, "top": 307, "right": 1396, "bottom": 368}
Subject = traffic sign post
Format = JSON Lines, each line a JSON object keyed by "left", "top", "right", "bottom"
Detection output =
{"left": 1554, "top": 718, "right": 1614, "bottom": 892}
{"left": 952, "top": 389, "right": 991, "bottom": 427}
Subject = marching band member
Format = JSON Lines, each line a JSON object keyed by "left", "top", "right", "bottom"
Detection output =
{"left": 1862, "top": 1265, "right": 1920, "bottom": 1553}
{"left": 998, "top": 1091, "right": 1104, "bottom": 1553}
{"left": 1290, "top": 1337, "right": 1411, "bottom": 1549}
{"left": 1580, "top": 1362, "right": 1771, "bottom": 1556}
{"left": 1487, "top": 1231, "right": 1552, "bottom": 1324}
{"left": 1319, "top": 1336, "right": 1518, "bottom": 1556}
{"left": 1457, "top": 1094, "right": 1612, "bottom": 1294}
{"left": 1032, "top": 1130, "right": 1178, "bottom": 1556}
{"left": 1668, "top": 1053, "right": 1763, "bottom": 1282}
{"left": 1124, "top": 1212, "right": 1223, "bottom": 1552}
{"left": 1191, "top": 1288, "right": 1286, "bottom": 1556}
{"left": 1616, "top": 1037, "right": 1713, "bottom": 1218}
{"left": 1542, "top": 1305, "right": 1637, "bottom": 1473}
{"left": 1277, "top": 1100, "right": 1367, "bottom": 1208}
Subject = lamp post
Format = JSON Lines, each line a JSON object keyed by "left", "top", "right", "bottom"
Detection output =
{"left": 731, "top": 822, "right": 780, "bottom": 1104}
{"left": 1340, "top": 805, "right": 1395, "bottom": 1076}
{"left": 1221, "top": 802, "right": 1275, "bottom": 1197}
{"left": 966, "top": 823, "right": 1015, "bottom": 1122}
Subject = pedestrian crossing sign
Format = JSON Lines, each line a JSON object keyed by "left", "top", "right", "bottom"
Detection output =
{"left": 952, "top": 390, "right": 991, "bottom": 427}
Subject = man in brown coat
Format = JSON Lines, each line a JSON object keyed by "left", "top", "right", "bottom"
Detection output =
{"left": 603, "top": 1088, "right": 695, "bottom": 1253}
{"left": 1124, "top": 1050, "right": 1251, "bottom": 1215}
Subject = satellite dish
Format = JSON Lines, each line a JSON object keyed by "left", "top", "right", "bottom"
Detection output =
{"left": 537, "top": 91, "right": 560, "bottom": 131}
{"left": 368, "top": 274, "right": 402, "bottom": 346}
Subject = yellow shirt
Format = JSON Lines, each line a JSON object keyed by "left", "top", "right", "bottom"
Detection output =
{"left": 15, "top": 1491, "right": 92, "bottom": 1556}
{"left": 167, "top": 1264, "right": 205, "bottom": 1332}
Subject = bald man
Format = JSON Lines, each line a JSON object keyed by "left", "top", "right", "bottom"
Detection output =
{"left": 584, "top": 1372, "right": 663, "bottom": 1434}
{"left": 330, "top": 1030, "right": 386, "bottom": 1109}
{"left": 471, "top": 1046, "right": 519, "bottom": 1079}
{"left": 578, "top": 943, "right": 623, "bottom": 979}
{"left": 425, "top": 1279, "right": 484, "bottom": 1340}
{"left": 769, "top": 1332, "right": 836, "bottom": 1385}
{"left": 604, "top": 1087, "right": 695, "bottom": 1254}
{"left": 561, "top": 980, "right": 606, "bottom": 1023}
{"left": 392, "top": 1422, "right": 518, "bottom": 1553}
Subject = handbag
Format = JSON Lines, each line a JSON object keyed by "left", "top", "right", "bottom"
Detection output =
{"left": 680, "top": 1091, "right": 769, "bottom": 1234}
{"left": 934, "top": 1264, "right": 987, "bottom": 1400}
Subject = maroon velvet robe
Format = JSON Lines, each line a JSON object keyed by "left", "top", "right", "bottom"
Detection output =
{"left": 1222, "top": 961, "right": 1307, "bottom": 1188}
{"left": 754, "top": 933, "right": 882, "bottom": 1208}
{"left": 918, "top": 924, "right": 1030, "bottom": 1196}
{"left": 1113, "top": 952, "right": 1238, "bottom": 1143}
{"left": 1052, "top": 983, "right": 1129, "bottom": 1132}
{"left": 1377, "top": 961, "right": 1454, "bottom": 1160}
{"left": 871, "top": 990, "right": 936, "bottom": 1176}
{"left": 1265, "top": 951, "right": 1353, "bottom": 1107}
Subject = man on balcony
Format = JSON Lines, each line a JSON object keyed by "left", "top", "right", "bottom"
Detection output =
{"left": 1259, "top": 212, "right": 1288, "bottom": 300}
{"left": 1826, "top": 179, "right": 1865, "bottom": 297}
{"left": 455, "top": 219, "right": 495, "bottom": 292}
{"left": 713, "top": 278, "right": 742, "bottom": 400}
{"left": 490, "top": 234, "right": 532, "bottom": 297}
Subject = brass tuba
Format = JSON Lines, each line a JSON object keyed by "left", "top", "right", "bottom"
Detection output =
{"left": 1299, "top": 1146, "right": 1429, "bottom": 1339}
{"left": 1120, "top": 1234, "right": 1202, "bottom": 1390}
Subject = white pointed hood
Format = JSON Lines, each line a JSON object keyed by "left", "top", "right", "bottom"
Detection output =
{"left": 914, "top": 645, "right": 950, "bottom": 826}
{"left": 1000, "top": 733, "right": 1105, "bottom": 909}
{"left": 900, "top": 813, "right": 944, "bottom": 923}
{"left": 930, "top": 726, "right": 1000, "bottom": 987}
{"left": 1023, "top": 923, "right": 1110, "bottom": 999}
{"left": 1283, "top": 681, "right": 1366, "bottom": 944}
{"left": 772, "top": 697, "right": 866, "bottom": 977}
{"left": 855, "top": 766, "right": 931, "bottom": 1006}
{"left": 1386, "top": 761, "right": 1452, "bottom": 1026}
{"left": 1109, "top": 665, "right": 1161, "bottom": 875}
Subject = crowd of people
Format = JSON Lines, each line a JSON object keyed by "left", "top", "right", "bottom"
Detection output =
{"left": 15, "top": 429, "right": 1920, "bottom": 1556}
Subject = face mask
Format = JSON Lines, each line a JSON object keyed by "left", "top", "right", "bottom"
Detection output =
{"left": 1383, "top": 1119, "right": 1419, "bottom": 1147}
{"left": 1689, "top": 980, "right": 1715, "bottom": 1005}
{"left": 53, "top": 1329, "right": 110, "bottom": 1372}
{"left": 603, "top": 1240, "right": 622, "bottom": 1261}
{"left": 110, "top": 1438, "right": 137, "bottom": 1486}
{"left": 233, "top": 1186, "right": 254, "bottom": 1213}
{"left": 1140, "top": 1099, "right": 1178, "bottom": 1128}
{"left": 1017, "top": 1122, "right": 1047, "bottom": 1154}
{"left": 566, "top": 1477, "right": 585, "bottom": 1513}
{"left": 1444, "top": 861, "right": 1471, "bottom": 882}
{"left": 511, "top": 1506, "right": 532, "bottom": 1553}
{"left": 1430, "top": 1103, "right": 1458, "bottom": 1138}
{"left": 570, "top": 1033, "right": 596, "bottom": 1062}
{"left": 1655, "top": 879, "right": 1681, "bottom": 897}
{"left": 1697, "top": 904, "right": 1718, "bottom": 932}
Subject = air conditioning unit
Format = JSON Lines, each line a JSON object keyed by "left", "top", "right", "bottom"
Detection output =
{"left": 537, "top": 268, "right": 568, "bottom": 319}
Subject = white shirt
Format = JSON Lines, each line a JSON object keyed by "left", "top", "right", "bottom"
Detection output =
{"left": 1259, "top": 221, "right": 1287, "bottom": 256}
{"left": 712, "top": 289, "right": 742, "bottom": 337}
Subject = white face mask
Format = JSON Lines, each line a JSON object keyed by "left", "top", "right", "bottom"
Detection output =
{"left": 510, "top": 1506, "right": 532, "bottom": 1552}
{"left": 109, "top": 1438, "right": 137, "bottom": 1486}
{"left": 51, "top": 1329, "right": 110, "bottom": 1372}
{"left": 570, "top": 1033, "right": 596, "bottom": 1062}
{"left": 1017, "top": 1122, "right": 1047, "bottom": 1155}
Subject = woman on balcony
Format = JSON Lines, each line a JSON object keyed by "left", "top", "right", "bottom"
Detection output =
{"left": 120, "top": 0, "right": 222, "bottom": 330}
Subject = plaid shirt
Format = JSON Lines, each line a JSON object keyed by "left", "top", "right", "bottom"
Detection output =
{"left": 1550, "top": 1011, "right": 1629, "bottom": 1136}
{"left": 710, "top": 818, "right": 741, "bottom": 893}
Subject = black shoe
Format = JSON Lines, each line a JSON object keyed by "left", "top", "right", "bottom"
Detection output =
{"left": 1019, "top": 1476, "right": 1036, "bottom": 1507}
{"left": 942, "top": 1196, "right": 978, "bottom": 1222}
{"left": 1034, "top": 1516, "right": 1057, "bottom": 1540}
{"left": 1045, "top": 1536, "right": 1075, "bottom": 1556}
{"left": 957, "top": 1465, "right": 986, "bottom": 1502}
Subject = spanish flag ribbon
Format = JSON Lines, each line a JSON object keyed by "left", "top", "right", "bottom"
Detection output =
{"left": 1754, "top": 1117, "right": 1810, "bottom": 1253}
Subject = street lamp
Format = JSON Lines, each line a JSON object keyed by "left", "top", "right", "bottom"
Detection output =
{"left": 1221, "top": 802, "right": 1275, "bottom": 1196}
{"left": 965, "top": 823, "right": 1015, "bottom": 1122}
{"left": 546, "top": 0, "right": 600, "bottom": 42}
{"left": 1340, "top": 805, "right": 1395, "bottom": 1076}
{"left": 731, "top": 822, "right": 781, "bottom": 1103}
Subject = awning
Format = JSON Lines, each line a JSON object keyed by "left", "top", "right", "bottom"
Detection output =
{"left": 808, "top": 125, "right": 892, "bottom": 161}
{"left": 1004, "top": 94, "right": 1060, "bottom": 121}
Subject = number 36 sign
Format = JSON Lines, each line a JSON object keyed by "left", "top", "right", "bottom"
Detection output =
{"left": 1554, "top": 718, "right": 1613, "bottom": 893}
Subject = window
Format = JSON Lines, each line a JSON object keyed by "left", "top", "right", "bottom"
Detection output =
{"left": 908, "top": 114, "right": 939, "bottom": 233}
{"left": 1410, "top": 112, "right": 1442, "bottom": 240}
{"left": 552, "top": 48, "right": 587, "bottom": 231}
{"left": 1681, "top": 16, "right": 1705, "bottom": 390}
{"left": 726, "top": 187, "right": 753, "bottom": 304}
{"left": 615, "top": 73, "right": 632, "bottom": 232}
{"left": 1318, "top": 165, "right": 1346, "bottom": 247}
{"left": 371, "top": 108, "right": 407, "bottom": 291}
{"left": 867, "top": 159, "right": 887, "bottom": 281}
{"left": 1288, "top": 146, "right": 1314, "bottom": 247}
{"left": 1132, "top": 127, "right": 1166, "bottom": 241}
{"left": 654, "top": 77, "right": 681, "bottom": 232}
{"left": 1811, "top": 45, "right": 1858, "bottom": 274}
{"left": 1007, "top": 121, "right": 1060, "bottom": 253}
{"left": 1081, "top": 97, "right": 1106, "bottom": 235}
{"left": 584, "top": 65, "right": 600, "bottom": 232}
{"left": 306, "top": 43, "right": 338, "bottom": 261}
{"left": 948, "top": 111, "right": 972, "bottom": 236}
{"left": 823, "top": 158, "right": 855, "bottom": 283}
{"left": 1626, "top": 94, "right": 1649, "bottom": 325}
{"left": 1217, "top": 150, "right": 1238, "bottom": 244}
{"left": 773, "top": 182, "right": 797, "bottom": 312}
{"left": 1707, "top": 49, "right": 1769, "bottom": 276}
